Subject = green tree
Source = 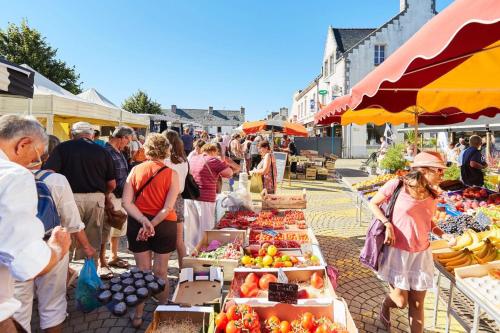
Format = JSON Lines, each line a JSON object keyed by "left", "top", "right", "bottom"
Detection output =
{"left": 122, "top": 90, "right": 162, "bottom": 114}
{"left": 0, "top": 19, "right": 82, "bottom": 94}
{"left": 380, "top": 143, "right": 407, "bottom": 172}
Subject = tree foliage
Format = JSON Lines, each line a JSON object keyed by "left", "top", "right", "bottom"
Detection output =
{"left": 0, "top": 19, "right": 82, "bottom": 94}
{"left": 122, "top": 90, "right": 162, "bottom": 115}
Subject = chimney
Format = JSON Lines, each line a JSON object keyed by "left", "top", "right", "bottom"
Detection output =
{"left": 400, "top": 0, "right": 406, "bottom": 11}
{"left": 171, "top": 104, "right": 177, "bottom": 114}
{"left": 208, "top": 106, "right": 213, "bottom": 115}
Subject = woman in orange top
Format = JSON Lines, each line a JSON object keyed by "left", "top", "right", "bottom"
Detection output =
{"left": 122, "top": 133, "right": 179, "bottom": 328}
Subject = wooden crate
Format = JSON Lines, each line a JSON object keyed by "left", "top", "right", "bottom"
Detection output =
{"left": 317, "top": 167, "right": 328, "bottom": 175}
{"left": 326, "top": 161, "right": 336, "bottom": 170}
{"left": 306, "top": 168, "right": 317, "bottom": 177}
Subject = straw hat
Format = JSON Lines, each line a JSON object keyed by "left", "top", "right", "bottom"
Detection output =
{"left": 411, "top": 151, "right": 446, "bottom": 169}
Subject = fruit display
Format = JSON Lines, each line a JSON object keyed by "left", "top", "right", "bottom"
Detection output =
{"left": 195, "top": 239, "right": 243, "bottom": 260}
{"left": 352, "top": 174, "right": 397, "bottom": 191}
{"left": 240, "top": 243, "right": 321, "bottom": 269}
{"left": 249, "top": 230, "right": 309, "bottom": 248}
{"left": 216, "top": 304, "right": 348, "bottom": 333}
{"left": 231, "top": 271, "right": 328, "bottom": 300}
{"left": 462, "top": 187, "right": 490, "bottom": 200}
{"left": 217, "top": 210, "right": 307, "bottom": 230}
{"left": 97, "top": 267, "right": 165, "bottom": 316}
{"left": 437, "top": 214, "right": 490, "bottom": 234}
{"left": 434, "top": 227, "right": 500, "bottom": 273}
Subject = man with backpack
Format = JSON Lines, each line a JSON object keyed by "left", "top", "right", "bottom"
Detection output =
{"left": 43, "top": 122, "right": 116, "bottom": 278}
{"left": 14, "top": 134, "right": 96, "bottom": 333}
{"left": 0, "top": 115, "right": 71, "bottom": 332}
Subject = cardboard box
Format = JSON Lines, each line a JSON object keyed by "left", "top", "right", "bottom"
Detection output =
{"left": 145, "top": 305, "right": 214, "bottom": 333}
{"left": 183, "top": 230, "right": 245, "bottom": 281}
{"left": 172, "top": 267, "right": 223, "bottom": 307}
{"left": 227, "top": 267, "right": 336, "bottom": 306}
{"left": 223, "top": 298, "right": 358, "bottom": 333}
{"left": 238, "top": 243, "right": 326, "bottom": 268}
{"left": 148, "top": 267, "right": 221, "bottom": 333}
{"left": 262, "top": 192, "right": 307, "bottom": 210}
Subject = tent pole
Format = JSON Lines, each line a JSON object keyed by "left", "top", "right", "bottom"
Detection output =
{"left": 486, "top": 131, "right": 492, "bottom": 163}
{"left": 413, "top": 109, "right": 419, "bottom": 156}
{"left": 28, "top": 98, "right": 33, "bottom": 116}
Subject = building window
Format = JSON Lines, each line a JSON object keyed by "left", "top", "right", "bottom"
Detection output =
{"left": 324, "top": 60, "right": 328, "bottom": 77}
{"left": 217, "top": 126, "right": 222, "bottom": 133}
{"left": 374, "top": 45, "right": 386, "bottom": 66}
{"left": 329, "top": 55, "right": 334, "bottom": 74}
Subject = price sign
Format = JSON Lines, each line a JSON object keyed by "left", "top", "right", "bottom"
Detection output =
{"left": 268, "top": 282, "right": 298, "bottom": 304}
{"left": 263, "top": 229, "right": 279, "bottom": 237}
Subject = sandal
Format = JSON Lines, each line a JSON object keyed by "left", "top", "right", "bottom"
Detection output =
{"left": 99, "top": 266, "right": 114, "bottom": 279}
{"left": 379, "top": 302, "right": 391, "bottom": 330}
{"left": 108, "top": 258, "right": 130, "bottom": 269}
{"left": 130, "top": 313, "right": 144, "bottom": 329}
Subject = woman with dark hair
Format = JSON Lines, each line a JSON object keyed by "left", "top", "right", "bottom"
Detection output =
{"left": 250, "top": 140, "right": 277, "bottom": 194}
{"left": 368, "top": 152, "right": 455, "bottom": 332}
{"left": 162, "top": 130, "right": 189, "bottom": 267}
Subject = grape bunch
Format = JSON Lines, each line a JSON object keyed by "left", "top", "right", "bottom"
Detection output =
{"left": 437, "top": 214, "right": 489, "bottom": 235}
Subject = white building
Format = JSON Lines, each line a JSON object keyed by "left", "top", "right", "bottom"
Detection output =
{"left": 291, "top": 0, "right": 437, "bottom": 157}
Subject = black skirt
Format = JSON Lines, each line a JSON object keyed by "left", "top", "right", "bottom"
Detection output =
{"left": 127, "top": 215, "right": 177, "bottom": 254}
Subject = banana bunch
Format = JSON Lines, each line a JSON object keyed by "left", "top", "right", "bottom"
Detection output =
{"left": 436, "top": 232, "right": 500, "bottom": 273}
{"left": 435, "top": 248, "right": 474, "bottom": 272}
{"left": 452, "top": 226, "right": 500, "bottom": 251}
{"left": 472, "top": 238, "right": 499, "bottom": 264}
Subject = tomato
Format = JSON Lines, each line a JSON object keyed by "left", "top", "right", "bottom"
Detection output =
{"left": 243, "top": 312, "right": 260, "bottom": 330}
{"left": 315, "top": 323, "right": 331, "bottom": 333}
{"left": 266, "top": 315, "right": 280, "bottom": 328}
{"left": 259, "top": 273, "right": 278, "bottom": 290}
{"left": 237, "top": 304, "right": 253, "bottom": 316}
{"left": 301, "top": 312, "right": 315, "bottom": 330}
{"left": 310, "top": 272, "right": 324, "bottom": 289}
{"left": 279, "top": 320, "right": 291, "bottom": 333}
{"left": 245, "top": 272, "right": 260, "bottom": 286}
{"left": 240, "top": 282, "right": 259, "bottom": 298}
{"left": 226, "top": 320, "right": 242, "bottom": 333}
{"left": 215, "top": 312, "right": 228, "bottom": 330}
{"left": 226, "top": 305, "right": 241, "bottom": 321}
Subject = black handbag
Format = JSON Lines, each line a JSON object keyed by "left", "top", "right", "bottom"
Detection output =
{"left": 182, "top": 163, "right": 200, "bottom": 200}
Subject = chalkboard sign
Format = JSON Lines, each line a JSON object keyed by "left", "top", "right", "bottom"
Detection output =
{"left": 268, "top": 282, "right": 298, "bottom": 304}
{"left": 273, "top": 152, "right": 288, "bottom": 183}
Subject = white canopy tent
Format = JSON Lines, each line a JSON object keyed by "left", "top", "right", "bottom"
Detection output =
{"left": 78, "top": 88, "right": 149, "bottom": 128}
{"left": 0, "top": 66, "right": 148, "bottom": 139}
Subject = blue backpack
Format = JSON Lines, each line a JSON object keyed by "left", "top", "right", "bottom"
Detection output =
{"left": 34, "top": 170, "right": 61, "bottom": 239}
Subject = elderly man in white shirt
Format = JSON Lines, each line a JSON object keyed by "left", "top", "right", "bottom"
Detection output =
{"left": 0, "top": 115, "right": 71, "bottom": 332}
{"left": 13, "top": 134, "right": 96, "bottom": 333}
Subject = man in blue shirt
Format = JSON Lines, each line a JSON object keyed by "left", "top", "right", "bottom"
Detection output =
{"left": 93, "top": 129, "right": 106, "bottom": 147}
{"left": 101, "top": 126, "right": 134, "bottom": 274}
{"left": 181, "top": 127, "right": 194, "bottom": 156}
{"left": 460, "top": 135, "right": 487, "bottom": 186}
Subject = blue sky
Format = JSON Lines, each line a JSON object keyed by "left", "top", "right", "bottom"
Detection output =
{"left": 1, "top": 0, "right": 453, "bottom": 120}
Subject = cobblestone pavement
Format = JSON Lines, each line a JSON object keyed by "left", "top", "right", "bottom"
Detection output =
{"left": 30, "top": 160, "right": 465, "bottom": 332}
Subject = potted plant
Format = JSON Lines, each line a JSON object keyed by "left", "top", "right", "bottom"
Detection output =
{"left": 380, "top": 144, "right": 407, "bottom": 173}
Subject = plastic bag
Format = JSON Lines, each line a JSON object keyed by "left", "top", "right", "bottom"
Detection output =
{"left": 76, "top": 258, "right": 102, "bottom": 312}
{"left": 250, "top": 173, "right": 263, "bottom": 193}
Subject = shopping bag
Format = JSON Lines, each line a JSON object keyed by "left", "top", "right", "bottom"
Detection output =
{"left": 76, "top": 258, "right": 102, "bottom": 312}
{"left": 250, "top": 173, "right": 263, "bottom": 193}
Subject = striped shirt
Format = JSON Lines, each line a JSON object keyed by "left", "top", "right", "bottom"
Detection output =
{"left": 104, "top": 143, "right": 128, "bottom": 198}
{"left": 189, "top": 154, "right": 228, "bottom": 202}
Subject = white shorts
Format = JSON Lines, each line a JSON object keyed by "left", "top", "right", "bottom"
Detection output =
{"left": 13, "top": 254, "right": 69, "bottom": 332}
{"left": 183, "top": 199, "right": 216, "bottom": 254}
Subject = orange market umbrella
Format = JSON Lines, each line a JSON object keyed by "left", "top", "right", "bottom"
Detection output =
{"left": 241, "top": 120, "right": 308, "bottom": 137}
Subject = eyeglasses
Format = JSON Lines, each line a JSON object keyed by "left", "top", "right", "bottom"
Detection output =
{"left": 426, "top": 167, "right": 445, "bottom": 175}
{"left": 27, "top": 145, "right": 43, "bottom": 169}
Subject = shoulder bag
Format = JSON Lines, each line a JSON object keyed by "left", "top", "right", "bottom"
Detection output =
{"left": 359, "top": 179, "right": 403, "bottom": 271}
{"left": 134, "top": 165, "right": 168, "bottom": 201}
{"left": 182, "top": 163, "right": 201, "bottom": 200}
